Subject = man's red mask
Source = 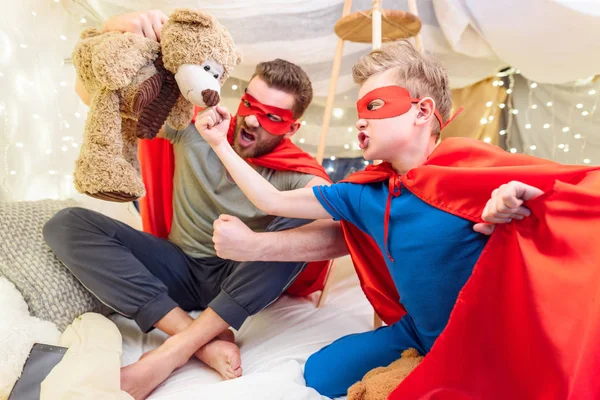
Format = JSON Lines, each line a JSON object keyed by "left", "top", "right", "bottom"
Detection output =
{"left": 236, "top": 93, "right": 296, "bottom": 135}
{"left": 357, "top": 86, "right": 460, "bottom": 130}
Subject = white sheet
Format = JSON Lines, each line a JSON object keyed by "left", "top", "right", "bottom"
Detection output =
{"left": 111, "top": 259, "right": 373, "bottom": 400}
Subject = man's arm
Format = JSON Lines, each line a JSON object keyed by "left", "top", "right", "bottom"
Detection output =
{"left": 212, "top": 176, "right": 349, "bottom": 262}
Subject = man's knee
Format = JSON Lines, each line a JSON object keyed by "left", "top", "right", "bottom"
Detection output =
{"left": 43, "top": 207, "right": 91, "bottom": 251}
{"left": 304, "top": 350, "right": 348, "bottom": 398}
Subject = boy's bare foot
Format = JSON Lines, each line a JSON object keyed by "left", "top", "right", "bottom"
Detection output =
{"left": 195, "top": 329, "right": 243, "bottom": 380}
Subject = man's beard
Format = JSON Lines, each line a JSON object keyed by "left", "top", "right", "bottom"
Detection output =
{"left": 232, "top": 119, "right": 284, "bottom": 159}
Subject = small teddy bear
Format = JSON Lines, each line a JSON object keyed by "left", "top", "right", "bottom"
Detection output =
{"left": 347, "top": 348, "right": 423, "bottom": 400}
{"left": 72, "top": 9, "right": 242, "bottom": 202}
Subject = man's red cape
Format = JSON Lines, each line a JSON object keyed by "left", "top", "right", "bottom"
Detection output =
{"left": 339, "top": 137, "right": 600, "bottom": 399}
{"left": 137, "top": 114, "right": 332, "bottom": 297}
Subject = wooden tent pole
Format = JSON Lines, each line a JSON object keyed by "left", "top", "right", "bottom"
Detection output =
{"left": 316, "top": 0, "right": 353, "bottom": 165}
{"left": 372, "top": 0, "right": 382, "bottom": 50}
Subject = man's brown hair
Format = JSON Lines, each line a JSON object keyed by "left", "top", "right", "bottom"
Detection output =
{"left": 252, "top": 59, "right": 313, "bottom": 119}
{"left": 352, "top": 40, "right": 452, "bottom": 136}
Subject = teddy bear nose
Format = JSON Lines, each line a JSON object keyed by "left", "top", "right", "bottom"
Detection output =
{"left": 202, "top": 89, "right": 220, "bottom": 107}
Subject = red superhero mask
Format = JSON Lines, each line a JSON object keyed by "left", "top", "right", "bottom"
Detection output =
{"left": 357, "top": 86, "right": 462, "bottom": 130}
{"left": 236, "top": 92, "right": 296, "bottom": 135}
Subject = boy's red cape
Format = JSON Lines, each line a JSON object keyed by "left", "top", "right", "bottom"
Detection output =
{"left": 137, "top": 115, "right": 332, "bottom": 297}
{"left": 339, "top": 137, "right": 600, "bottom": 399}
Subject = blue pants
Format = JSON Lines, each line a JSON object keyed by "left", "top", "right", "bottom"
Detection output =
{"left": 304, "top": 314, "right": 429, "bottom": 398}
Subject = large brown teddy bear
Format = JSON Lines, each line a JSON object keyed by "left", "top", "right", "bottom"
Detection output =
{"left": 72, "top": 9, "right": 242, "bottom": 202}
{"left": 347, "top": 348, "right": 423, "bottom": 400}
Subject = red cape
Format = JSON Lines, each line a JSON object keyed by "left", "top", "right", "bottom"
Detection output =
{"left": 138, "top": 114, "right": 332, "bottom": 297}
{"left": 340, "top": 137, "right": 600, "bottom": 399}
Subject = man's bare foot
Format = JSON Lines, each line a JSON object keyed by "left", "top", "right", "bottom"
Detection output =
{"left": 121, "top": 338, "right": 188, "bottom": 400}
{"left": 195, "top": 330, "right": 242, "bottom": 380}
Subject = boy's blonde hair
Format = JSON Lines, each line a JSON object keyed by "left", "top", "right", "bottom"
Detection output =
{"left": 352, "top": 40, "right": 452, "bottom": 136}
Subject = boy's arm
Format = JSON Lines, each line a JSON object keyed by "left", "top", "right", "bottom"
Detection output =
{"left": 197, "top": 106, "right": 333, "bottom": 220}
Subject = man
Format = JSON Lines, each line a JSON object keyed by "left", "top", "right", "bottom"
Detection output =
{"left": 43, "top": 10, "right": 347, "bottom": 400}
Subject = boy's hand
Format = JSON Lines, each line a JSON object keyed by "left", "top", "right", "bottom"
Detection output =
{"left": 195, "top": 106, "right": 231, "bottom": 147}
{"left": 473, "top": 181, "right": 544, "bottom": 236}
{"left": 101, "top": 10, "right": 168, "bottom": 41}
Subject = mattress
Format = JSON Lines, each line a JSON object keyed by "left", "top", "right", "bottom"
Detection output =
{"left": 111, "top": 257, "right": 373, "bottom": 400}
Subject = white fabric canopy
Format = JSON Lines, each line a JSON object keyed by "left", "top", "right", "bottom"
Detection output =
{"left": 1, "top": 0, "right": 599, "bottom": 201}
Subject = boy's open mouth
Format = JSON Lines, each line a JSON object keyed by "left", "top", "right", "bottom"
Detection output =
{"left": 358, "top": 132, "right": 370, "bottom": 149}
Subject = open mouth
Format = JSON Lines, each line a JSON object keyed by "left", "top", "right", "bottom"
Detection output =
{"left": 358, "top": 132, "right": 370, "bottom": 149}
{"left": 238, "top": 128, "right": 257, "bottom": 148}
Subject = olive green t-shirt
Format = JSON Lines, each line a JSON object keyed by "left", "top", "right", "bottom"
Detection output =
{"left": 164, "top": 123, "right": 315, "bottom": 258}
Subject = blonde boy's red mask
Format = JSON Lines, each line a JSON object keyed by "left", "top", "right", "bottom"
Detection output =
{"left": 357, "top": 86, "right": 460, "bottom": 130}
{"left": 236, "top": 93, "right": 296, "bottom": 136}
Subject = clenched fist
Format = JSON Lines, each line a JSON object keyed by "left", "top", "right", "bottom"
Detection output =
{"left": 212, "top": 214, "right": 261, "bottom": 261}
{"left": 195, "top": 106, "right": 231, "bottom": 147}
{"left": 473, "top": 181, "right": 544, "bottom": 235}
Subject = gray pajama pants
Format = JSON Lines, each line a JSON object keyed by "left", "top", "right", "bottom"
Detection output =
{"left": 43, "top": 207, "right": 310, "bottom": 333}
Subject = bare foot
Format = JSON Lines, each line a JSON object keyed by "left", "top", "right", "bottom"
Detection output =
{"left": 195, "top": 330, "right": 242, "bottom": 380}
{"left": 121, "top": 338, "right": 187, "bottom": 400}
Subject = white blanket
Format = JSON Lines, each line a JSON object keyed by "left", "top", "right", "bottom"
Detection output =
{"left": 112, "top": 259, "right": 371, "bottom": 400}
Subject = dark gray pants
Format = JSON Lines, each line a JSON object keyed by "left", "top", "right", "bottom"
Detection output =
{"left": 43, "top": 207, "right": 309, "bottom": 333}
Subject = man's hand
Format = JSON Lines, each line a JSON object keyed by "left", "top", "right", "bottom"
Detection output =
{"left": 473, "top": 181, "right": 544, "bottom": 236}
{"left": 101, "top": 10, "right": 168, "bottom": 41}
{"left": 213, "top": 214, "right": 261, "bottom": 261}
{"left": 195, "top": 106, "right": 231, "bottom": 147}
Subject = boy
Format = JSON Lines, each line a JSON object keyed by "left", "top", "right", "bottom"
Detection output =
{"left": 196, "top": 40, "right": 546, "bottom": 397}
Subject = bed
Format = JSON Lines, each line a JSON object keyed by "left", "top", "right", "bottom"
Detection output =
{"left": 112, "top": 257, "right": 371, "bottom": 400}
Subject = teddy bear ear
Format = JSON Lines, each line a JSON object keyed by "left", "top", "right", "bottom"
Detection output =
{"left": 169, "top": 8, "right": 215, "bottom": 27}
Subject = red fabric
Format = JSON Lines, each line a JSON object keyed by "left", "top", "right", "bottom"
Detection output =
{"left": 356, "top": 86, "right": 463, "bottom": 130}
{"left": 138, "top": 110, "right": 332, "bottom": 297}
{"left": 138, "top": 138, "right": 174, "bottom": 238}
{"left": 236, "top": 93, "right": 296, "bottom": 135}
{"left": 339, "top": 137, "right": 600, "bottom": 399}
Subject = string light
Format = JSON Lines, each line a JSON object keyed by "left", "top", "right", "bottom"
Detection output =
{"left": 499, "top": 104, "right": 506, "bottom": 109}
{"left": 20, "top": 44, "right": 27, "bottom": 49}
{"left": 71, "top": 143, "right": 78, "bottom": 148}
{"left": 576, "top": 103, "right": 583, "bottom": 109}
{"left": 486, "top": 101, "right": 493, "bottom": 107}
{"left": 582, "top": 111, "right": 589, "bottom": 116}
{"left": 61, "top": 145, "right": 68, "bottom": 152}
{"left": 543, "top": 123, "right": 550, "bottom": 129}
{"left": 74, "top": 112, "right": 81, "bottom": 118}
{"left": 344, "top": 144, "right": 350, "bottom": 149}
{"left": 299, "top": 138, "right": 305, "bottom": 143}
{"left": 546, "top": 101, "right": 553, "bottom": 107}
{"left": 15, "top": 142, "right": 23, "bottom": 148}
{"left": 483, "top": 137, "right": 491, "bottom": 143}
{"left": 301, "top": 120, "right": 306, "bottom": 126}
{"left": 511, "top": 109, "right": 519, "bottom": 115}
{"left": 531, "top": 104, "right": 538, "bottom": 109}
{"left": 558, "top": 144, "right": 565, "bottom": 149}
{"left": 499, "top": 130, "right": 506, "bottom": 135}
{"left": 510, "top": 148, "right": 517, "bottom": 153}
{"left": 363, "top": 160, "right": 369, "bottom": 166}
{"left": 480, "top": 117, "right": 488, "bottom": 125}
{"left": 562, "top": 127, "right": 570, "bottom": 133}
{"left": 574, "top": 134, "right": 582, "bottom": 139}
{"left": 589, "top": 90, "right": 596, "bottom": 95}
{"left": 525, "top": 124, "right": 531, "bottom": 129}
{"left": 231, "top": 84, "right": 238, "bottom": 90}
{"left": 529, "top": 145, "right": 537, "bottom": 150}
{"left": 9, "top": 171, "right": 16, "bottom": 175}
{"left": 80, "top": 18, "right": 86, "bottom": 23}
{"left": 60, "top": 35, "right": 67, "bottom": 41}
{"left": 333, "top": 108, "right": 344, "bottom": 118}
{"left": 584, "top": 159, "right": 591, "bottom": 164}
{"left": 330, "top": 156, "right": 336, "bottom": 161}
{"left": 530, "top": 83, "right": 538, "bottom": 89}
{"left": 347, "top": 127, "right": 353, "bottom": 132}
